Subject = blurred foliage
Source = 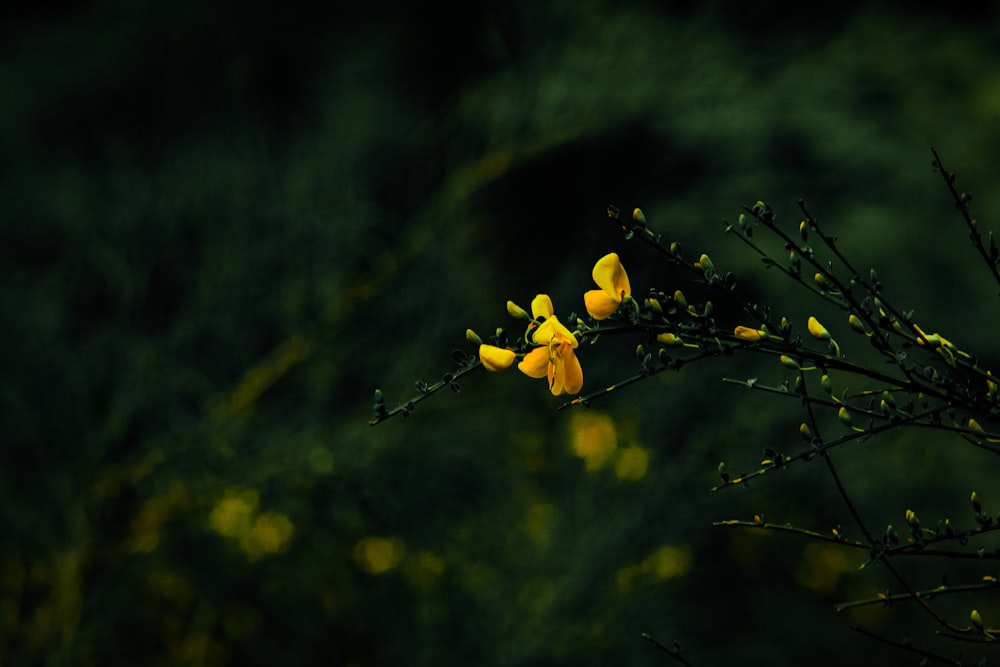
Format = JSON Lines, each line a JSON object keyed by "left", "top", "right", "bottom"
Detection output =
{"left": 2, "top": 0, "right": 1000, "bottom": 665}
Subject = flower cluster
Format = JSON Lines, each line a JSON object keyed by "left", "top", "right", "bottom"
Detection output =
{"left": 475, "top": 253, "right": 632, "bottom": 396}
{"left": 370, "top": 150, "right": 1000, "bottom": 663}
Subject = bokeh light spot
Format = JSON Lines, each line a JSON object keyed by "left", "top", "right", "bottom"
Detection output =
{"left": 569, "top": 411, "right": 618, "bottom": 472}
{"left": 354, "top": 536, "right": 404, "bottom": 575}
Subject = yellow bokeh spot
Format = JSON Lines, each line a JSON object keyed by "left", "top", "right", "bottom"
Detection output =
{"left": 616, "top": 545, "right": 691, "bottom": 592}
{"left": 210, "top": 489, "right": 259, "bottom": 539}
{"left": 644, "top": 545, "right": 691, "bottom": 581}
{"left": 353, "top": 536, "right": 404, "bottom": 575}
{"left": 240, "top": 512, "right": 295, "bottom": 561}
{"left": 569, "top": 411, "right": 618, "bottom": 472}
{"left": 615, "top": 445, "right": 649, "bottom": 481}
{"left": 796, "top": 542, "right": 854, "bottom": 594}
{"left": 209, "top": 488, "right": 294, "bottom": 561}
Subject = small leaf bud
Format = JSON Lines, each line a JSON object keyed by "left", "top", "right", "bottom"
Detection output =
{"left": 718, "top": 461, "right": 729, "bottom": 483}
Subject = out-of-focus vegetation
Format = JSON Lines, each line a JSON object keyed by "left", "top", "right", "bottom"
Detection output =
{"left": 2, "top": 1, "right": 999, "bottom": 665}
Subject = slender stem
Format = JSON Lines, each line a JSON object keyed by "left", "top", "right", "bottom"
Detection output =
{"left": 641, "top": 633, "right": 697, "bottom": 667}
{"left": 850, "top": 626, "right": 962, "bottom": 666}
{"left": 931, "top": 147, "right": 1000, "bottom": 291}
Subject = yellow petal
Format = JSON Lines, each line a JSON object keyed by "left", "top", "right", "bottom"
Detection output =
{"left": 532, "top": 315, "right": 578, "bottom": 348}
{"left": 517, "top": 346, "right": 550, "bottom": 379}
{"left": 479, "top": 345, "right": 516, "bottom": 372}
{"left": 530, "top": 294, "right": 554, "bottom": 320}
{"left": 561, "top": 349, "right": 584, "bottom": 395}
{"left": 547, "top": 343, "right": 583, "bottom": 395}
{"left": 591, "top": 253, "right": 631, "bottom": 301}
{"left": 584, "top": 289, "right": 621, "bottom": 320}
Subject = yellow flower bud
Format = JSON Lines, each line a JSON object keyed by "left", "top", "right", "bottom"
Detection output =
{"left": 972, "top": 491, "right": 982, "bottom": 514}
{"left": 673, "top": 290, "right": 687, "bottom": 308}
{"left": 971, "top": 609, "right": 984, "bottom": 631}
{"left": 506, "top": 300, "right": 530, "bottom": 320}
{"left": 465, "top": 329, "right": 483, "bottom": 345}
{"left": 779, "top": 355, "right": 801, "bottom": 370}
{"left": 807, "top": 316, "right": 830, "bottom": 340}
{"left": 696, "top": 253, "right": 714, "bottom": 271}
{"left": 733, "top": 326, "right": 764, "bottom": 342}
{"left": 632, "top": 208, "right": 646, "bottom": 225}
{"left": 848, "top": 314, "right": 865, "bottom": 334}
{"left": 656, "top": 333, "right": 683, "bottom": 347}
{"left": 478, "top": 345, "right": 516, "bottom": 372}
{"left": 799, "top": 422, "right": 812, "bottom": 441}
{"left": 838, "top": 406, "right": 853, "bottom": 428}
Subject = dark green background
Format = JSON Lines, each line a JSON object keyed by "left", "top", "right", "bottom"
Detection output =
{"left": 3, "top": 1, "right": 1000, "bottom": 665}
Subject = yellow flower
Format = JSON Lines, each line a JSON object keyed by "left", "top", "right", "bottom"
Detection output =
{"left": 584, "top": 253, "right": 632, "bottom": 320}
{"left": 518, "top": 294, "right": 583, "bottom": 395}
{"left": 479, "top": 345, "right": 516, "bottom": 372}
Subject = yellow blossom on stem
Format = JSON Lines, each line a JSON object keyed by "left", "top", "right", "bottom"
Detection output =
{"left": 584, "top": 253, "right": 631, "bottom": 320}
{"left": 734, "top": 326, "right": 765, "bottom": 342}
{"left": 479, "top": 345, "right": 516, "bottom": 372}
{"left": 518, "top": 294, "right": 583, "bottom": 395}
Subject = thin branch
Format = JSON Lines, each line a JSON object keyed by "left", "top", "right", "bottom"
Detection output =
{"left": 850, "top": 626, "right": 963, "bottom": 666}
{"left": 641, "top": 633, "right": 697, "bottom": 667}
{"left": 931, "top": 147, "right": 1000, "bottom": 291}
